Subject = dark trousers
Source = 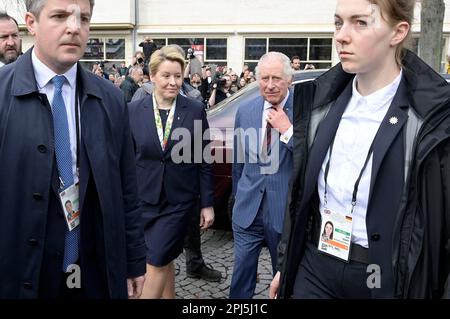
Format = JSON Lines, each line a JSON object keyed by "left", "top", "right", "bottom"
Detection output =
{"left": 39, "top": 260, "right": 85, "bottom": 299}
{"left": 183, "top": 200, "right": 205, "bottom": 272}
{"left": 293, "top": 242, "right": 372, "bottom": 299}
{"left": 230, "top": 193, "right": 281, "bottom": 299}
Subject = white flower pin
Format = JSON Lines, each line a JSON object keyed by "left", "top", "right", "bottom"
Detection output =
{"left": 389, "top": 117, "right": 398, "bottom": 125}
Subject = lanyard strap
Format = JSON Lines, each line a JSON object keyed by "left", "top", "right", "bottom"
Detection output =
{"left": 323, "top": 136, "right": 375, "bottom": 214}
{"left": 75, "top": 85, "right": 80, "bottom": 173}
{"left": 152, "top": 94, "right": 176, "bottom": 150}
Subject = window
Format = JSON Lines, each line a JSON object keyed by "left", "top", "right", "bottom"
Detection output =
{"left": 81, "top": 37, "right": 126, "bottom": 73}
{"left": 168, "top": 38, "right": 204, "bottom": 58}
{"left": 244, "top": 37, "right": 333, "bottom": 71}
{"left": 144, "top": 37, "right": 228, "bottom": 66}
{"left": 269, "top": 38, "right": 307, "bottom": 61}
{"left": 206, "top": 38, "right": 227, "bottom": 60}
{"left": 309, "top": 38, "right": 332, "bottom": 61}
{"left": 152, "top": 38, "right": 167, "bottom": 49}
{"left": 83, "top": 38, "right": 104, "bottom": 60}
{"left": 106, "top": 39, "right": 125, "bottom": 60}
{"left": 245, "top": 38, "right": 267, "bottom": 61}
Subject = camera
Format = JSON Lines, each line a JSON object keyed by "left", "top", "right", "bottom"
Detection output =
{"left": 99, "top": 60, "right": 109, "bottom": 69}
{"left": 212, "top": 76, "right": 227, "bottom": 90}
{"left": 186, "top": 48, "right": 195, "bottom": 60}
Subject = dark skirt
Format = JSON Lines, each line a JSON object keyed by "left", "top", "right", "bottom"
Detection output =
{"left": 141, "top": 191, "right": 196, "bottom": 267}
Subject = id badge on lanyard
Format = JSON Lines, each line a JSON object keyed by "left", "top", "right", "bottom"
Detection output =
{"left": 59, "top": 183, "right": 80, "bottom": 231}
{"left": 58, "top": 85, "right": 81, "bottom": 231}
{"left": 318, "top": 208, "right": 353, "bottom": 261}
{"left": 318, "top": 135, "right": 375, "bottom": 262}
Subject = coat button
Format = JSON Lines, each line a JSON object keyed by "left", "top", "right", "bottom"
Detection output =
{"left": 260, "top": 189, "right": 264, "bottom": 193}
{"left": 33, "top": 193, "right": 43, "bottom": 200}
{"left": 37, "top": 145, "right": 47, "bottom": 153}
{"left": 28, "top": 238, "right": 38, "bottom": 246}
{"left": 23, "top": 282, "right": 33, "bottom": 290}
{"left": 371, "top": 233, "right": 381, "bottom": 241}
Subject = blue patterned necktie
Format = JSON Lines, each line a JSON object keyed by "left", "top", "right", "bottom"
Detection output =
{"left": 51, "top": 75, "right": 79, "bottom": 272}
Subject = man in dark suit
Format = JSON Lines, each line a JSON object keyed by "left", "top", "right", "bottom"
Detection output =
{"left": 0, "top": 12, "right": 21, "bottom": 68}
{"left": 0, "top": 0, "right": 146, "bottom": 299}
{"left": 229, "top": 52, "right": 294, "bottom": 298}
{"left": 139, "top": 36, "right": 158, "bottom": 65}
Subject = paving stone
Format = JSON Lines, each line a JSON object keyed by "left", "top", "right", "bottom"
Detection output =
{"left": 174, "top": 230, "right": 271, "bottom": 299}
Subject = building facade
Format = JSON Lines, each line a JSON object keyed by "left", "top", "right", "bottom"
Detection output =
{"left": 4, "top": 0, "right": 450, "bottom": 74}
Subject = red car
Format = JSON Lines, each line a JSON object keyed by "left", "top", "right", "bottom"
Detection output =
{"left": 207, "top": 70, "right": 326, "bottom": 228}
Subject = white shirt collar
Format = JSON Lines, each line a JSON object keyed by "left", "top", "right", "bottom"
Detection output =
{"left": 0, "top": 61, "right": 4, "bottom": 68}
{"left": 263, "top": 90, "right": 290, "bottom": 110}
{"left": 31, "top": 48, "right": 77, "bottom": 90}
{"left": 352, "top": 69, "right": 402, "bottom": 112}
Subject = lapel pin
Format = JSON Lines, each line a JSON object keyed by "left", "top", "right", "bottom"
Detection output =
{"left": 389, "top": 116, "right": 398, "bottom": 125}
{"left": 177, "top": 116, "right": 180, "bottom": 120}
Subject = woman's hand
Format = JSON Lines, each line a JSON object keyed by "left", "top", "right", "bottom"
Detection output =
{"left": 200, "top": 207, "right": 215, "bottom": 230}
{"left": 269, "top": 271, "right": 281, "bottom": 299}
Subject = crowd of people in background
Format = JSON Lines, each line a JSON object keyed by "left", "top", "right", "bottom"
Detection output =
{"left": 2, "top": 0, "right": 448, "bottom": 301}
{"left": 86, "top": 39, "right": 318, "bottom": 108}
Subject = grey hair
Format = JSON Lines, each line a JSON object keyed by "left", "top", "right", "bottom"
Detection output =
{"left": 129, "top": 66, "right": 143, "bottom": 75}
{"left": 255, "top": 52, "right": 294, "bottom": 81}
{"left": 26, "top": 0, "right": 95, "bottom": 19}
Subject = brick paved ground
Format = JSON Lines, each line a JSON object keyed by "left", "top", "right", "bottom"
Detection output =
{"left": 174, "top": 229, "right": 272, "bottom": 299}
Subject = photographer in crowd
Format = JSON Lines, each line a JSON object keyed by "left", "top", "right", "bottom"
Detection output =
{"left": 200, "top": 65, "right": 214, "bottom": 101}
{"left": 208, "top": 74, "right": 233, "bottom": 107}
{"left": 139, "top": 36, "right": 158, "bottom": 64}
{"left": 129, "top": 51, "right": 148, "bottom": 76}
{"left": 186, "top": 48, "right": 202, "bottom": 76}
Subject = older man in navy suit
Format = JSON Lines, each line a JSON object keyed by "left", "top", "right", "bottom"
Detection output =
{"left": 230, "top": 52, "right": 294, "bottom": 299}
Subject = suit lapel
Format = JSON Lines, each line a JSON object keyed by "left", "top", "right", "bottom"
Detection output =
{"left": 164, "top": 95, "right": 188, "bottom": 154}
{"left": 144, "top": 95, "right": 164, "bottom": 156}
{"left": 369, "top": 79, "right": 409, "bottom": 200}
{"left": 284, "top": 91, "right": 294, "bottom": 122}
{"left": 302, "top": 81, "right": 353, "bottom": 203}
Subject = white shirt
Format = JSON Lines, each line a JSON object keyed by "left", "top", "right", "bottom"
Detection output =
{"left": 31, "top": 49, "right": 79, "bottom": 184}
{"left": 261, "top": 90, "right": 293, "bottom": 147}
{"left": 317, "top": 70, "right": 402, "bottom": 248}
{"left": 0, "top": 61, "right": 5, "bottom": 68}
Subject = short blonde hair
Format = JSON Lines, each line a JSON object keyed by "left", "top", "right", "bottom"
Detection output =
{"left": 149, "top": 46, "right": 185, "bottom": 76}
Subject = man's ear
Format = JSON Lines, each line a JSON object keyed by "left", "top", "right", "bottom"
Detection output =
{"left": 25, "top": 12, "right": 38, "bottom": 36}
{"left": 390, "top": 21, "right": 410, "bottom": 47}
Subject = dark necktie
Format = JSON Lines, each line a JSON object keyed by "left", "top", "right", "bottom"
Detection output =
{"left": 51, "top": 75, "right": 79, "bottom": 272}
{"left": 264, "top": 106, "right": 277, "bottom": 153}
